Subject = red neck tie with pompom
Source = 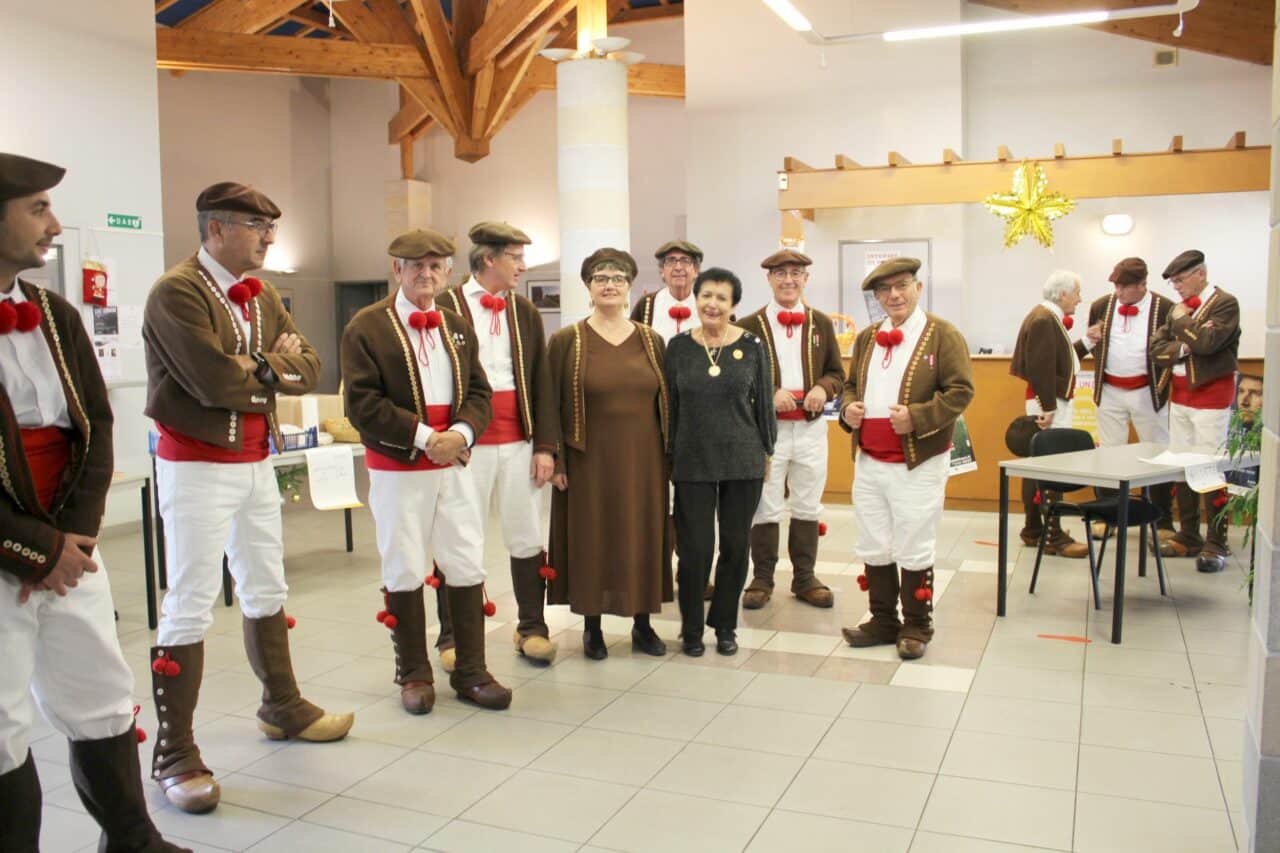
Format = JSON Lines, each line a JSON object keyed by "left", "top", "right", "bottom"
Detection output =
{"left": 227, "top": 277, "right": 263, "bottom": 321}
{"left": 408, "top": 310, "right": 442, "bottom": 366}
{"left": 778, "top": 310, "right": 804, "bottom": 339}
{"left": 0, "top": 298, "right": 42, "bottom": 335}
{"left": 1117, "top": 303, "right": 1139, "bottom": 332}
{"left": 875, "top": 327, "right": 905, "bottom": 368}
{"left": 668, "top": 304, "right": 692, "bottom": 333}
{"left": 1183, "top": 295, "right": 1202, "bottom": 311}
{"left": 1062, "top": 315, "right": 1074, "bottom": 331}
{"left": 479, "top": 293, "right": 506, "bottom": 336}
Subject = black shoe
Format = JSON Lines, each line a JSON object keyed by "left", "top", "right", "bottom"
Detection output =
{"left": 715, "top": 630, "right": 738, "bottom": 656}
{"left": 1197, "top": 553, "right": 1227, "bottom": 573}
{"left": 682, "top": 635, "right": 705, "bottom": 657}
{"left": 583, "top": 629, "right": 608, "bottom": 660}
{"left": 631, "top": 625, "right": 668, "bottom": 656}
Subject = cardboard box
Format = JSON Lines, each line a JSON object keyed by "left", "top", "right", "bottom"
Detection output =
{"left": 276, "top": 393, "right": 343, "bottom": 430}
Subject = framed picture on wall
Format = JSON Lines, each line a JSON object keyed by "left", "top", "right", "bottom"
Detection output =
{"left": 277, "top": 287, "right": 295, "bottom": 315}
{"left": 527, "top": 279, "right": 560, "bottom": 313}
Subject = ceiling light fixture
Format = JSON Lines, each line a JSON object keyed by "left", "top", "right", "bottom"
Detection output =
{"left": 761, "top": 0, "right": 812, "bottom": 32}
{"left": 1101, "top": 214, "right": 1135, "bottom": 236}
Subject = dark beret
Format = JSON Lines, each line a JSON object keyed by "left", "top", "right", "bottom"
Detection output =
{"left": 654, "top": 240, "right": 703, "bottom": 265}
{"left": 1005, "top": 415, "right": 1040, "bottom": 458}
{"left": 0, "top": 153, "right": 65, "bottom": 204}
{"left": 1108, "top": 257, "right": 1148, "bottom": 286}
{"left": 389, "top": 228, "right": 456, "bottom": 260}
{"left": 761, "top": 249, "right": 812, "bottom": 270}
{"left": 1162, "top": 250, "right": 1205, "bottom": 280}
{"left": 862, "top": 257, "right": 922, "bottom": 292}
{"left": 580, "top": 248, "right": 638, "bottom": 284}
{"left": 196, "top": 182, "right": 282, "bottom": 219}
{"left": 468, "top": 221, "right": 531, "bottom": 246}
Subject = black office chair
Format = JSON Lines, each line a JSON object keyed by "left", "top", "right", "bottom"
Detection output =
{"left": 1076, "top": 495, "right": 1168, "bottom": 597}
{"left": 1027, "top": 428, "right": 1103, "bottom": 609}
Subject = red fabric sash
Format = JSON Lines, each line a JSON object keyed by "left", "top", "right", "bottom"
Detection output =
{"left": 20, "top": 426, "right": 71, "bottom": 511}
{"left": 365, "top": 405, "right": 454, "bottom": 471}
{"left": 157, "top": 414, "right": 269, "bottom": 463}
{"left": 1171, "top": 373, "right": 1235, "bottom": 410}
{"left": 1104, "top": 373, "right": 1149, "bottom": 390}
{"left": 858, "top": 418, "right": 906, "bottom": 463}
{"left": 778, "top": 390, "right": 807, "bottom": 421}
{"left": 477, "top": 390, "right": 523, "bottom": 446}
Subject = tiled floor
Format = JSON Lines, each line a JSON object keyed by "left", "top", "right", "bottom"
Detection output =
{"left": 33, "top": 498, "right": 1253, "bottom": 852}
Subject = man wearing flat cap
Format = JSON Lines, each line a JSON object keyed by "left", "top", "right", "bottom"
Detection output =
{"left": 434, "top": 221, "right": 558, "bottom": 665}
{"left": 143, "top": 182, "right": 352, "bottom": 814}
{"left": 1009, "top": 270, "right": 1090, "bottom": 559}
{"left": 342, "top": 228, "right": 512, "bottom": 712}
{"left": 0, "top": 155, "right": 189, "bottom": 851}
{"left": 633, "top": 240, "right": 703, "bottom": 341}
{"left": 737, "top": 249, "right": 845, "bottom": 610}
{"left": 839, "top": 258, "right": 974, "bottom": 659}
{"left": 1150, "top": 250, "right": 1241, "bottom": 572}
{"left": 1075, "top": 258, "right": 1176, "bottom": 539}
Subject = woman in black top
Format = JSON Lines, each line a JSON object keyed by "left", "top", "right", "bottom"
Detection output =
{"left": 665, "top": 268, "right": 776, "bottom": 655}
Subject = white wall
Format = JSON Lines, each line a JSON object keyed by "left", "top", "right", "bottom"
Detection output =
{"left": 329, "top": 78, "right": 400, "bottom": 284}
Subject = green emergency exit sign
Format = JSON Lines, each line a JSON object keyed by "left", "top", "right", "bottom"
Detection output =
{"left": 107, "top": 213, "right": 142, "bottom": 230}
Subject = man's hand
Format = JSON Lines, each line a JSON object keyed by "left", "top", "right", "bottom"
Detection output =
{"left": 802, "top": 386, "right": 827, "bottom": 414}
{"left": 19, "top": 534, "right": 98, "bottom": 603}
{"left": 773, "top": 389, "right": 797, "bottom": 414}
{"left": 551, "top": 473, "right": 568, "bottom": 491}
{"left": 531, "top": 451, "right": 555, "bottom": 487}
{"left": 270, "top": 332, "right": 302, "bottom": 354}
{"left": 842, "top": 401, "right": 865, "bottom": 429}
{"left": 426, "top": 430, "right": 468, "bottom": 465}
{"left": 1086, "top": 322, "right": 1103, "bottom": 344}
{"left": 1035, "top": 413, "right": 1054, "bottom": 429}
{"left": 888, "top": 404, "right": 914, "bottom": 435}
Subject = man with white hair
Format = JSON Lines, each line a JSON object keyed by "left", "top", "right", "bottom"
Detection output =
{"left": 1008, "top": 270, "right": 1089, "bottom": 558}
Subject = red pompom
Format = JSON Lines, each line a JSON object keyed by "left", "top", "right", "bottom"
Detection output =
{"left": 1184, "top": 295, "right": 1202, "bottom": 309}
{"left": 491, "top": 297, "right": 506, "bottom": 313}
{"left": 1033, "top": 491, "right": 1042, "bottom": 506}
{"left": 163, "top": 660, "right": 181, "bottom": 677}
{"left": 483, "top": 601, "right": 497, "bottom": 617}
{"left": 375, "top": 609, "right": 388, "bottom": 624}
{"left": 227, "top": 282, "right": 251, "bottom": 305}
{"left": 14, "top": 301, "right": 41, "bottom": 332}
{"left": 425, "top": 574, "right": 441, "bottom": 589}
{"left": 382, "top": 614, "right": 399, "bottom": 629}
{"left": 0, "top": 301, "right": 17, "bottom": 334}
{"left": 668, "top": 305, "right": 691, "bottom": 321}
{"left": 151, "top": 658, "right": 167, "bottom": 675}
{"left": 241, "top": 277, "right": 263, "bottom": 298}
{"left": 539, "top": 565, "right": 557, "bottom": 581}
{"left": 136, "top": 728, "right": 147, "bottom": 744}
{"left": 286, "top": 615, "right": 297, "bottom": 629}
{"left": 1062, "top": 315, "right": 1074, "bottom": 331}
{"left": 914, "top": 587, "right": 933, "bottom": 602}
{"left": 817, "top": 522, "right": 828, "bottom": 536}
{"left": 856, "top": 574, "right": 869, "bottom": 591}
{"left": 1213, "top": 493, "right": 1229, "bottom": 509}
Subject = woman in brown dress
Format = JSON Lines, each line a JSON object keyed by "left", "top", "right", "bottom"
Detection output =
{"left": 546, "top": 248, "right": 673, "bottom": 660}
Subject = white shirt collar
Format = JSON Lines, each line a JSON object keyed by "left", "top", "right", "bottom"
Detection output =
{"left": 880, "top": 305, "right": 925, "bottom": 335}
{"left": 395, "top": 287, "right": 433, "bottom": 318}
{"left": 0, "top": 283, "right": 27, "bottom": 303}
{"left": 198, "top": 246, "right": 240, "bottom": 291}
{"left": 1198, "top": 284, "right": 1216, "bottom": 304}
{"left": 768, "top": 299, "right": 803, "bottom": 317}
{"left": 660, "top": 288, "right": 695, "bottom": 306}
{"left": 1040, "top": 299, "right": 1064, "bottom": 320}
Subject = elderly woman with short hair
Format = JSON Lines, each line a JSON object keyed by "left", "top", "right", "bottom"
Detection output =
{"left": 545, "top": 248, "right": 673, "bottom": 660}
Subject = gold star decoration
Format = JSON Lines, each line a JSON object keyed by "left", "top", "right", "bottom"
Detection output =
{"left": 984, "top": 160, "right": 1076, "bottom": 249}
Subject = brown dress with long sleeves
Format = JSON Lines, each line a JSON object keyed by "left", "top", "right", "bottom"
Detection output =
{"left": 547, "top": 323, "right": 673, "bottom": 616}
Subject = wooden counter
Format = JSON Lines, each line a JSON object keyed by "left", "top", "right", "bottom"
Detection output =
{"left": 823, "top": 355, "right": 1264, "bottom": 512}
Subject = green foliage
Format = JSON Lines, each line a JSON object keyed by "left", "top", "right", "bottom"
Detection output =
{"left": 1217, "top": 408, "right": 1261, "bottom": 595}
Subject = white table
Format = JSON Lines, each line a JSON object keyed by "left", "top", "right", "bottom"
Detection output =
{"left": 998, "top": 442, "right": 1258, "bottom": 644}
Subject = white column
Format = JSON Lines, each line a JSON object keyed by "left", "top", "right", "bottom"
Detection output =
{"left": 556, "top": 58, "right": 629, "bottom": 325}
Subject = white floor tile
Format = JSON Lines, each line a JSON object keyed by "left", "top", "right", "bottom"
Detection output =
{"left": 890, "top": 663, "right": 975, "bottom": 693}
{"left": 590, "top": 788, "right": 768, "bottom": 853}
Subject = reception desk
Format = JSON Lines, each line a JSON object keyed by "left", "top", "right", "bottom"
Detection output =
{"left": 823, "top": 355, "right": 1264, "bottom": 512}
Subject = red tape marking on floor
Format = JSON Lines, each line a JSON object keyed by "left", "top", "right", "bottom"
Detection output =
{"left": 974, "top": 540, "right": 999, "bottom": 547}
{"left": 1037, "top": 634, "right": 1091, "bottom": 644}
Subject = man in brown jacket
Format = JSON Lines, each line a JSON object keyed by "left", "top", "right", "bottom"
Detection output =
{"left": 1150, "top": 250, "right": 1241, "bottom": 572}
{"left": 631, "top": 240, "right": 702, "bottom": 340}
{"left": 1009, "top": 270, "right": 1089, "bottom": 558}
{"left": 437, "top": 221, "right": 557, "bottom": 664}
{"left": 738, "top": 250, "right": 845, "bottom": 609}
{"left": 838, "top": 258, "right": 974, "bottom": 659}
{"left": 0, "top": 154, "right": 188, "bottom": 852}
{"left": 143, "top": 183, "right": 353, "bottom": 814}
{"left": 342, "top": 228, "right": 511, "bottom": 712}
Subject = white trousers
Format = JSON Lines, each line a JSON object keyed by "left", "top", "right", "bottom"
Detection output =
{"left": 156, "top": 458, "right": 288, "bottom": 647}
{"left": 368, "top": 466, "right": 486, "bottom": 591}
{"left": 1096, "top": 386, "right": 1169, "bottom": 447}
{"left": 1026, "top": 397, "right": 1074, "bottom": 427}
{"left": 753, "top": 417, "right": 827, "bottom": 524}
{"left": 0, "top": 553, "right": 135, "bottom": 774}
{"left": 853, "top": 451, "right": 949, "bottom": 571}
{"left": 1169, "top": 403, "right": 1232, "bottom": 454}
{"left": 470, "top": 442, "right": 544, "bottom": 559}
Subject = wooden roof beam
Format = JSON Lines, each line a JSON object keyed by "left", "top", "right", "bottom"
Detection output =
{"left": 407, "top": 0, "right": 470, "bottom": 133}
{"left": 942, "top": 148, "right": 961, "bottom": 164}
{"left": 155, "top": 28, "right": 429, "bottom": 78}
{"left": 835, "top": 154, "right": 861, "bottom": 169}
{"left": 610, "top": 2, "right": 684, "bottom": 24}
{"left": 468, "top": 0, "right": 558, "bottom": 74}
{"left": 180, "top": 0, "right": 309, "bottom": 33}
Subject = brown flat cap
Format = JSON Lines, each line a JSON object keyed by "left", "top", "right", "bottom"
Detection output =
{"left": 1108, "top": 257, "right": 1148, "bottom": 286}
{"left": 761, "top": 249, "right": 812, "bottom": 270}
{"left": 861, "top": 257, "right": 922, "bottom": 292}
{"left": 580, "top": 247, "right": 637, "bottom": 284}
{"left": 469, "top": 221, "right": 531, "bottom": 246}
{"left": 0, "top": 153, "right": 65, "bottom": 204}
{"left": 389, "top": 228, "right": 456, "bottom": 260}
{"left": 654, "top": 240, "right": 703, "bottom": 265}
{"left": 196, "top": 182, "right": 282, "bottom": 219}
{"left": 1162, "top": 250, "right": 1205, "bottom": 280}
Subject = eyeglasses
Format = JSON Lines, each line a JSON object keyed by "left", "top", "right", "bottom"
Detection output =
{"left": 662, "top": 256, "right": 694, "bottom": 268}
{"left": 1170, "top": 266, "right": 1203, "bottom": 286}
{"left": 503, "top": 251, "right": 526, "bottom": 264}
{"left": 590, "top": 274, "right": 629, "bottom": 286}
{"left": 873, "top": 280, "right": 917, "bottom": 296}
{"left": 768, "top": 268, "right": 807, "bottom": 281}
{"left": 221, "top": 217, "right": 278, "bottom": 237}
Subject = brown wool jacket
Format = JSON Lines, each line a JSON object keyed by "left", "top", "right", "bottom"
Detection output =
{"left": 0, "top": 282, "right": 113, "bottom": 582}
{"left": 735, "top": 305, "right": 845, "bottom": 422}
{"left": 630, "top": 291, "right": 662, "bottom": 327}
{"left": 545, "top": 320, "right": 667, "bottom": 472}
{"left": 143, "top": 256, "right": 319, "bottom": 450}
{"left": 1009, "top": 304, "right": 1076, "bottom": 413}
{"left": 1074, "top": 292, "right": 1174, "bottom": 410}
{"left": 1149, "top": 287, "right": 1241, "bottom": 391}
{"left": 437, "top": 285, "right": 556, "bottom": 453}
{"left": 839, "top": 314, "right": 974, "bottom": 469}
{"left": 341, "top": 296, "right": 491, "bottom": 464}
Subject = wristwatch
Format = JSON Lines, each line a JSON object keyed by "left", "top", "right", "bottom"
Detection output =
{"left": 250, "top": 352, "right": 277, "bottom": 386}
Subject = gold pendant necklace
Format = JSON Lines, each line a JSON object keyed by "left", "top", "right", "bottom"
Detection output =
{"left": 701, "top": 329, "right": 724, "bottom": 377}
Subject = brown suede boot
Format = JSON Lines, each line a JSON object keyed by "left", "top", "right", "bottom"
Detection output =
{"left": 743, "top": 522, "right": 779, "bottom": 609}
{"left": 447, "top": 584, "right": 513, "bottom": 710}
{"left": 1019, "top": 478, "right": 1044, "bottom": 544}
{"left": 244, "top": 610, "right": 354, "bottom": 741}
{"left": 897, "top": 567, "right": 935, "bottom": 660}
{"left": 511, "top": 554, "right": 556, "bottom": 663}
{"left": 0, "top": 751, "right": 42, "bottom": 851}
{"left": 71, "top": 727, "right": 192, "bottom": 852}
{"left": 841, "top": 563, "right": 900, "bottom": 647}
{"left": 151, "top": 643, "right": 219, "bottom": 814}
{"left": 789, "top": 519, "right": 833, "bottom": 607}
{"left": 1163, "top": 482, "right": 1206, "bottom": 557}
{"left": 431, "top": 565, "right": 456, "bottom": 672}
{"left": 385, "top": 587, "right": 435, "bottom": 715}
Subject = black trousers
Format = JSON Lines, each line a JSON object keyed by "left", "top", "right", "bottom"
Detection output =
{"left": 674, "top": 479, "right": 764, "bottom": 638}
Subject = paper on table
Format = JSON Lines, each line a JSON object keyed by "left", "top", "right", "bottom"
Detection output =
{"left": 1184, "top": 461, "right": 1228, "bottom": 494}
{"left": 304, "top": 445, "right": 363, "bottom": 511}
{"left": 1138, "top": 450, "right": 1221, "bottom": 467}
